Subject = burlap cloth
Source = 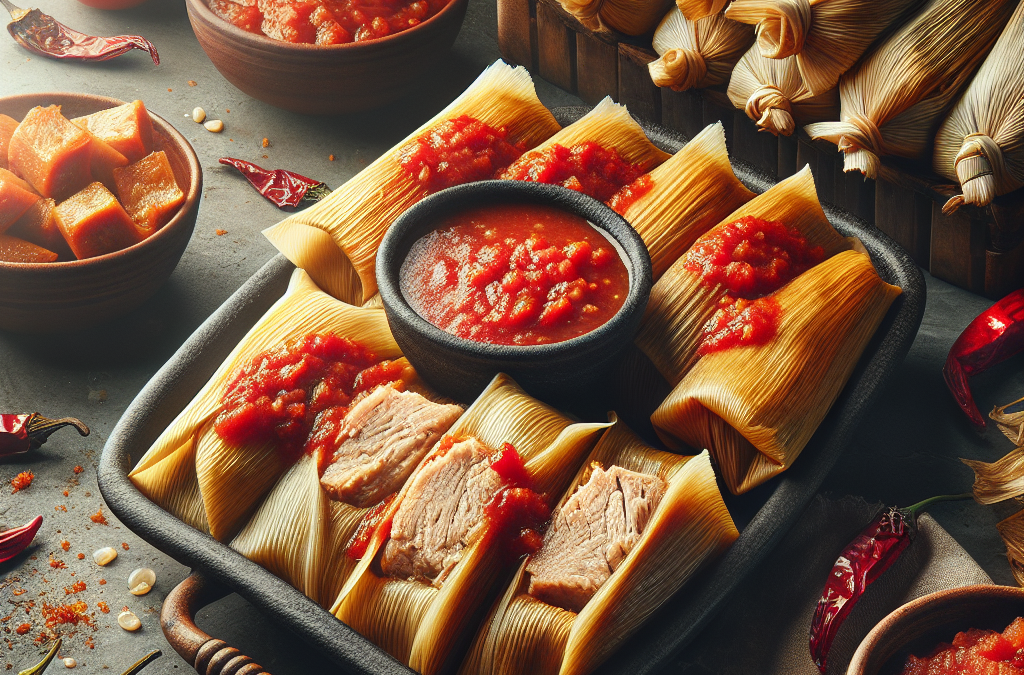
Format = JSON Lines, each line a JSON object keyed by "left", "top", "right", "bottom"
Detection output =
{"left": 673, "top": 495, "right": 993, "bottom": 675}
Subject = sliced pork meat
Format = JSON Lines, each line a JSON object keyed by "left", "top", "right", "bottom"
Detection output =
{"left": 381, "top": 436, "right": 505, "bottom": 583}
{"left": 319, "top": 384, "right": 463, "bottom": 508}
{"left": 526, "top": 464, "right": 666, "bottom": 613}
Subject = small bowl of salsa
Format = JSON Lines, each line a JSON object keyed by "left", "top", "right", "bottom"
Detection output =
{"left": 377, "top": 180, "right": 652, "bottom": 402}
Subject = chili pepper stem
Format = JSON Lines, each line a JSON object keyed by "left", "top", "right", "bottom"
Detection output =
{"left": 25, "top": 414, "right": 89, "bottom": 448}
{"left": 18, "top": 638, "right": 61, "bottom": 675}
{"left": 0, "top": 0, "right": 28, "bottom": 22}
{"left": 903, "top": 493, "right": 974, "bottom": 517}
{"left": 121, "top": 649, "right": 162, "bottom": 675}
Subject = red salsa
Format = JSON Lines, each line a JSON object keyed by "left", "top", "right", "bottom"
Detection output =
{"left": 398, "top": 115, "right": 526, "bottom": 193}
{"left": 607, "top": 173, "right": 654, "bottom": 215}
{"left": 683, "top": 215, "right": 824, "bottom": 355}
{"left": 400, "top": 203, "right": 630, "bottom": 346}
{"left": 500, "top": 141, "right": 647, "bottom": 201}
{"left": 900, "top": 617, "right": 1024, "bottom": 675}
{"left": 345, "top": 493, "right": 396, "bottom": 559}
{"left": 485, "top": 442, "right": 549, "bottom": 559}
{"left": 210, "top": 0, "right": 452, "bottom": 45}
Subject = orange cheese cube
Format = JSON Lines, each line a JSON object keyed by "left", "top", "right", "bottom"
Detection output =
{"left": 54, "top": 182, "right": 139, "bottom": 259}
{"left": 0, "top": 114, "right": 19, "bottom": 170}
{"left": 0, "top": 167, "right": 41, "bottom": 233}
{"left": 73, "top": 100, "right": 154, "bottom": 163}
{"left": 0, "top": 233, "right": 58, "bottom": 263}
{"left": 8, "top": 105, "right": 93, "bottom": 200}
{"left": 8, "top": 197, "right": 73, "bottom": 259}
{"left": 113, "top": 150, "right": 184, "bottom": 238}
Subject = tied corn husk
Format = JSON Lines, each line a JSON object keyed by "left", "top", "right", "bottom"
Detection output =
{"left": 652, "top": 249, "right": 902, "bottom": 494}
{"left": 997, "top": 508, "right": 1024, "bottom": 587}
{"left": 635, "top": 166, "right": 850, "bottom": 387}
{"left": 962, "top": 448, "right": 1024, "bottom": 506}
{"left": 649, "top": 9, "right": 755, "bottom": 92}
{"left": 556, "top": 0, "right": 674, "bottom": 36}
{"left": 804, "top": 0, "right": 1018, "bottom": 180}
{"left": 934, "top": 0, "right": 1024, "bottom": 213}
{"left": 677, "top": 0, "right": 729, "bottom": 20}
{"left": 263, "top": 61, "right": 560, "bottom": 305}
{"left": 616, "top": 122, "right": 755, "bottom": 279}
{"left": 332, "top": 373, "right": 610, "bottom": 675}
{"left": 727, "top": 43, "right": 839, "bottom": 136}
{"left": 459, "top": 420, "right": 738, "bottom": 675}
{"left": 992, "top": 395, "right": 1024, "bottom": 446}
{"left": 128, "top": 269, "right": 402, "bottom": 541}
{"left": 724, "top": 0, "right": 923, "bottom": 97}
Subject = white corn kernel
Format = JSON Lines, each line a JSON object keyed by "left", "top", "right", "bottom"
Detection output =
{"left": 192, "top": 107, "right": 206, "bottom": 123}
{"left": 204, "top": 119, "right": 224, "bottom": 133}
{"left": 63, "top": 657, "right": 77, "bottom": 668}
{"left": 128, "top": 568, "right": 155, "bottom": 596}
{"left": 118, "top": 610, "right": 141, "bottom": 631}
{"left": 93, "top": 547, "right": 117, "bottom": 566}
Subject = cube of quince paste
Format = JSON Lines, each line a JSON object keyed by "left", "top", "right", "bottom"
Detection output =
{"left": 0, "top": 167, "right": 41, "bottom": 233}
{"left": 114, "top": 150, "right": 184, "bottom": 237}
{"left": 0, "top": 114, "right": 19, "bottom": 171}
{"left": 9, "top": 105, "right": 93, "bottom": 201}
{"left": 85, "top": 130, "right": 129, "bottom": 191}
{"left": 73, "top": 100, "right": 154, "bottom": 164}
{"left": 0, "top": 233, "right": 57, "bottom": 263}
{"left": 8, "top": 197, "right": 73, "bottom": 259}
{"left": 55, "top": 182, "right": 139, "bottom": 259}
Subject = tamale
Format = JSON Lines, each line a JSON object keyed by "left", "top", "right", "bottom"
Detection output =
{"left": 331, "top": 374, "right": 610, "bottom": 675}
{"left": 727, "top": 43, "right": 839, "bottom": 136}
{"left": 459, "top": 420, "right": 738, "bottom": 675}
{"left": 263, "top": 61, "right": 560, "bottom": 305}
{"left": 649, "top": 8, "right": 755, "bottom": 92}
{"left": 128, "top": 269, "right": 402, "bottom": 541}
{"left": 635, "top": 166, "right": 849, "bottom": 387}
{"left": 804, "top": 0, "right": 1017, "bottom": 180}
{"left": 652, "top": 250, "right": 902, "bottom": 494}
{"left": 933, "top": 0, "right": 1024, "bottom": 213}
{"left": 724, "top": 0, "right": 923, "bottom": 96}
{"left": 555, "top": 0, "right": 674, "bottom": 36}
{"left": 611, "top": 122, "right": 755, "bottom": 280}
{"left": 677, "top": 0, "right": 728, "bottom": 20}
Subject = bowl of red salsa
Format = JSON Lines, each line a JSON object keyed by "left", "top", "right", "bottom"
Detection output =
{"left": 184, "top": 0, "right": 469, "bottom": 114}
{"left": 376, "top": 180, "right": 652, "bottom": 402}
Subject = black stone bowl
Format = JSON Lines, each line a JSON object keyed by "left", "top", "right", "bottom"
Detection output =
{"left": 376, "top": 180, "right": 653, "bottom": 403}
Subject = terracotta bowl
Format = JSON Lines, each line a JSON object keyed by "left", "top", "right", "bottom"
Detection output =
{"left": 0, "top": 93, "right": 202, "bottom": 334}
{"left": 184, "top": 0, "right": 470, "bottom": 115}
{"left": 376, "top": 180, "right": 653, "bottom": 403}
{"left": 847, "top": 584, "right": 1024, "bottom": 675}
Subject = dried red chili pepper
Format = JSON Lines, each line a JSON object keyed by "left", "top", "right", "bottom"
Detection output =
{"left": 2, "top": 0, "right": 158, "bottom": 63}
{"left": 943, "top": 288, "right": 1024, "bottom": 427}
{"left": 808, "top": 493, "right": 971, "bottom": 673}
{"left": 219, "top": 157, "right": 331, "bottom": 208}
{"left": 0, "top": 413, "right": 89, "bottom": 457}
{"left": 0, "top": 515, "right": 42, "bottom": 563}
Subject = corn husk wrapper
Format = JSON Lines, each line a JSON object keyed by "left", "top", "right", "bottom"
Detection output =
{"left": 804, "top": 0, "right": 1017, "bottom": 180}
{"left": 556, "top": 0, "right": 673, "bottom": 36}
{"left": 677, "top": 0, "right": 728, "bottom": 20}
{"left": 635, "top": 166, "right": 850, "bottom": 387}
{"left": 649, "top": 9, "right": 755, "bottom": 92}
{"left": 618, "top": 122, "right": 755, "bottom": 279}
{"left": 459, "top": 420, "right": 738, "bottom": 675}
{"left": 934, "top": 0, "right": 1024, "bottom": 213}
{"left": 727, "top": 43, "right": 839, "bottom": 136}
{"left": 724, "top": 0, "right": 923, "bottom": 97}
{"left": 652, "top": 249, "right": 902, "bottom": 494}
{"left": 997, "top": 508, "right": 1024, "bottom": 587}
{"left": 128, "top": 269, "right": 402, "bottom": 541}
{"left": 962, "top": 448, "right": 1024, "bottom": 506}
{"left": 263, "top": 61, "right": 560, "bottom": 305}
{"left": 992, "top": 395, "right": 1024, "bottom": 446}
{"left": 332, "top": 373, "right": 610, "bottom": 675}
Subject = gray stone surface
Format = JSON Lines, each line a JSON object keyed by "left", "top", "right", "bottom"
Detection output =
{"left": 0, "top": 0, "right": 1021, "bottom": 672}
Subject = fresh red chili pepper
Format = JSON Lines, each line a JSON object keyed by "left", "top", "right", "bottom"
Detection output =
{"left": 943, "top": 288, "right": 1024, "bottom": 427}
{"left": 808, "top": 494, "right": 971, "bottom": 673}
{"left": 2, "top": 0, "right": 159, "bottom": 64}
{"left": 0, "top": 515, "right": 42, "bottom": 563}
{"left": 219, "top": 157, "right": 331, "bottom": 208}
{"left": 0, "top": 413, "right": 89, "bottom": 457}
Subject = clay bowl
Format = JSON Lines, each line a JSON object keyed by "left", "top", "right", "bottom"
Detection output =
{"left": 847, "top": 584, "right": 1024, "bottom": 675}
{"left": 376, "top": 180, "right": 653, "bottom": 403}
{"left": 184, "top": 0, "right": 470, "bottom": 115}
{"left": 0, "top": 93, "right": 201, "bottom": 334}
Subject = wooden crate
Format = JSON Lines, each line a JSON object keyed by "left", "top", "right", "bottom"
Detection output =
{"left": 497, "top": 0, "right": 1024, "bottom": 298}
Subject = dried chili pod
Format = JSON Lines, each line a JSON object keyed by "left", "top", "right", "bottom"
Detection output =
{"left": 0, "top": 413, "right": 89, "bottom": 457}
{"left": 943, "top": 288, "right": 1024, "bottom": 428}
{"left": 18, "top": 637, "right": 60, "bottom": 675}
{"left": 2, "top": 0, "right": 159, "bottom": 64}
{"left": 219, "top": 157, "right": 331, "bottom": 208}
{"left": 808, "top": 493, "right": 971, "bottom": 673}
{"left": 0, "top": 515, "right": 42, "bottom": 563}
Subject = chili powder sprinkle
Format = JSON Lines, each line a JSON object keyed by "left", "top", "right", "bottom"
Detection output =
{"left": 15, "top": 623, "right": 31, "bottom": 635}
{"left": 10, "top": 471, "right": 33, "bottom": 493}
{"left": 73, "top": 466, "right": 83, "bottom": 474}
{"left": 48, "top": 557, "right": 66, "bottom": 569}
{"left": 60, "top": 541, "right": 70, "bottom": 552}
{"left": 42, "top": 601, "right": 93, "bottom": 628}
{"left": 89, "top": 509, "right": 107, "bottom": 525}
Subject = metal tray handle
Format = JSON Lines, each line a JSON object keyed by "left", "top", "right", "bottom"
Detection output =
{"left": 162, "top": 571, "right": 272, "bottom": 675}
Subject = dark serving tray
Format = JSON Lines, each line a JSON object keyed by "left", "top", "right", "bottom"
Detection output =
{"left": 98, "top": 107, "right": 926, "bottom": 675}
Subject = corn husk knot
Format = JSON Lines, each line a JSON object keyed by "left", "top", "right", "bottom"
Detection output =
{"left": 649, "top": 48, "right": 708, "bottom": 91}
{"left": 753, "top": 0, "right": 811, "bottom": 58}
{"left": 834, "top": 113, "right": 885, "bottom": 179}
{"left": 745, "top": 84, "right": 795, "bottom": 135}
{"left": 942, "top": 134, "right": 1007, "bottom": 214}
{"left": 561, "top": 0, "right": 604, "bottom": 28}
